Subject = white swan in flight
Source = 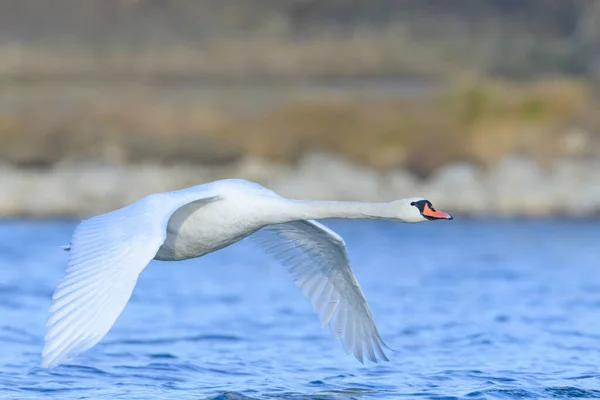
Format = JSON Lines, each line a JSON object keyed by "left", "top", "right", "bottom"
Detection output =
{"left": 42, "top": 179, "right": 453, "bottom": 368}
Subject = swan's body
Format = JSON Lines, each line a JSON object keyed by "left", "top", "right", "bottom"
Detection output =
{"left": 42, "top": 179, "right": 452, "bottom": 368}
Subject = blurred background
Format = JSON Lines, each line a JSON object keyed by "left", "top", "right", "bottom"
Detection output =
{"left": 1, "top": 0, "right": 600, "bottom": 216}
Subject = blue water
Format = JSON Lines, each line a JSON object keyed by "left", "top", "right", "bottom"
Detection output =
{"left": 1, "top": 219, "right": 600, "bottom": 399}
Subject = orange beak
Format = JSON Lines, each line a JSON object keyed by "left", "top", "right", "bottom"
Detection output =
{"left": 422, "top": 203, "right": 453, "bottom": 220}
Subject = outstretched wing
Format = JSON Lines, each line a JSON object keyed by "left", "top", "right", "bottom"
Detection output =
{"left": 42, "top": 190, "right": 219, "bottom": 368}
{"left": 251, "top": 220, "right": 389, "bottom": 363}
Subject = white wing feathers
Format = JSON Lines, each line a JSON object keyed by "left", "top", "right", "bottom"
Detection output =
{"left": 251, "top": 220, "right": 389, "bottom": 363}
{"left": 42, "top": 191, "right": 218, "bottom": 368}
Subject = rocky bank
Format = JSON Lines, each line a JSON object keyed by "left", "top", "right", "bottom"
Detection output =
{"left": 1, "top": 153, "right": 599, "bottom": 218}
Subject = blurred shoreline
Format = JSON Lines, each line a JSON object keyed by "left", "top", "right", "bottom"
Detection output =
{"left": 2, "top": 1, "right": 600, "bottom": 217}
{"left": 2, "top": 153, "right": 599, "bottom": 218}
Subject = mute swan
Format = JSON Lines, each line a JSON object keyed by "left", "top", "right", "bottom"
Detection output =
{"left": 42, "top": 178, "right": 452, "bottom": 368}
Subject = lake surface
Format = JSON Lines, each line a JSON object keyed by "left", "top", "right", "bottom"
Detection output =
{"left": 0, "top": 219, "right": 599, "bottom": 399}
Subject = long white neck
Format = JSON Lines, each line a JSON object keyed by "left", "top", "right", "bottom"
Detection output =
{"left": 267, "top": 199, "right": 404, "bottom": 224}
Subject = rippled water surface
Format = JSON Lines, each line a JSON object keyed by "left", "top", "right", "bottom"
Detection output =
{"left": 1, "top": 218, "right": 600, "bottom": 399}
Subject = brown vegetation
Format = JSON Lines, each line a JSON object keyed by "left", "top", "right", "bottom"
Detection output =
{"left": 0, "top": 78, "right": 598, "bottom": 177}
{"left": 217, "top": 78, "right": 599, "bottom": 175}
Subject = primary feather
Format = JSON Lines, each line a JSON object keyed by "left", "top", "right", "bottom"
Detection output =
{"left": 251, "top": 220, "right": 389, "bottom": 363}
{"left": 42, "top": 190, "right": 219, "bottom": 368}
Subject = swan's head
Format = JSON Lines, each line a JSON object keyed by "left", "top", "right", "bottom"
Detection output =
{"left": 392, "top": 197, "right": 453, "bottom": 223}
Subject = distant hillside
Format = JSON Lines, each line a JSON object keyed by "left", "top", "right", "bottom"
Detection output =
{"left": 0, "top": 0, "right": 598, "bottom": 80}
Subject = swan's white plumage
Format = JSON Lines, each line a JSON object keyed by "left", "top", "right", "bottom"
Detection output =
{"left": 42, "top": 178, "right": 448, "bottom": 368}
{"left": 42, "top": 189, "right": 219, "bottom": 368}
{"left": 251, "top": 220, "right": 389, "bottom": 363}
